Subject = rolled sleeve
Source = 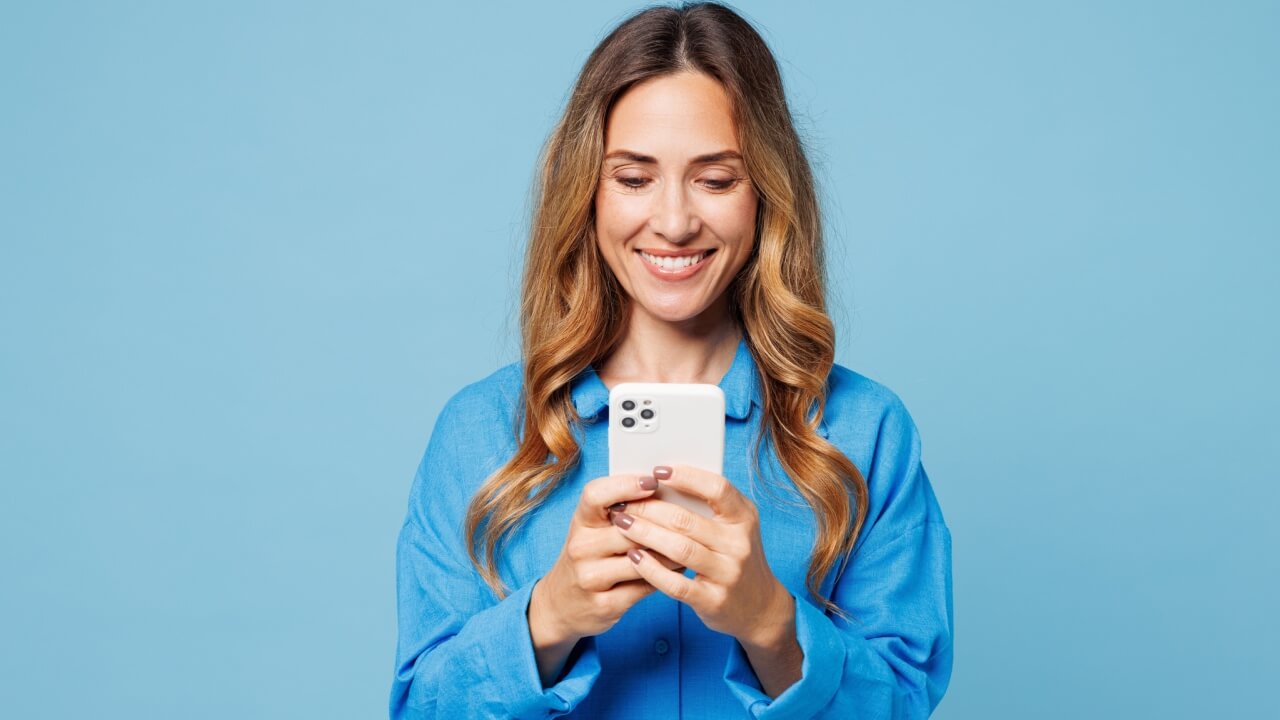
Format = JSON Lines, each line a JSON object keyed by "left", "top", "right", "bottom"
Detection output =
{"left": 471, "top": 580, "right": 601, "bottom": 717}
{"left": 412, "top": 577, "right": 600, "bottom": 718}
{"left": 722, "top": 522, "right": 953, "bottom": 719}
{"left": 390, "top": 517, "right": 604, "bottom": 719}
{"left": 722, "top": 591, "right": 846, "bottom": 718}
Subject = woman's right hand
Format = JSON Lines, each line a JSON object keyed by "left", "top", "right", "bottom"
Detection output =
{"left": 528, "top": 473, "right": 679, "bottom": 675}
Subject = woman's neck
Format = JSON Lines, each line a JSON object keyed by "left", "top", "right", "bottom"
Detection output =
{"left": 595, "top": 301, "right": 742, "bottom": 387}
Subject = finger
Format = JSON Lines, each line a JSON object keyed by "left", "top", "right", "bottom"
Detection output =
{"left": 627, "top": 547, "right": 704, "bottom": 606}
{"left": 576, "top": 474, "right": 659, "bottom": 527}
{"left": 601, "top": 578, "right": 659, "bottom": 609}
{"left": 621, "top": 498, "right": 727, "bottom": 554}
{"left": 582, "top": 551, "right": 686, "bottom": 592}
{"left": 568, "top": 526, "right": 687, "bottom": 572}
{"left": 569, "top": 525, "right": 647, "bottom": 560}
{"left": 654, "top": 465, "right": 752, "bottom": 521}
{"left": 576, "top": 556, "right": 656, "bottom": 592}
{"left": 611, "top": 510, "right": 728, "bottom": 579}
{"left": 647, "top": 550, "right": 686, "bottom": 573}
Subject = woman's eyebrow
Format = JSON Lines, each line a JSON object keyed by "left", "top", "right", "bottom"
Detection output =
{"left": 603, "top": 149, "right": 743, "bottom": 164}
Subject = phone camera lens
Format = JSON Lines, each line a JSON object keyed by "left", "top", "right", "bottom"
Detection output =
{"left": 622, "top": 400, "right": 636, "bottom": 411}
{"left": 622, "top": 417, "right": 636, "bottom": 428}
{"left": 640, "top": 409, "right": 654, "bottom": 420}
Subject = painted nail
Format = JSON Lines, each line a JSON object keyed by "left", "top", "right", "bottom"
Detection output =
{"left": 628, "top": 548, "right": 642, "bottom": 563}
{"left": 608, "top": 502, "right": 627, "bottom": 512}
{"left": 638, "top": 476, "right": 657, "bottom": 491}
{"left": 653, "top": 466, "right": 672, "bottom": 480}
{"left": 612, "top": 512, "right": 634, "bottom": 530}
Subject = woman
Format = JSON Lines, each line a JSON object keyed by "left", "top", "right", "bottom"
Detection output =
{"left": 391, "top": 3, "right": 952, "bottom": 718}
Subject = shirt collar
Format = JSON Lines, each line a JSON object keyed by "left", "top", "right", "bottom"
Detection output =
{"left": 570, "top": 336, "right": 762, "bottom": 420}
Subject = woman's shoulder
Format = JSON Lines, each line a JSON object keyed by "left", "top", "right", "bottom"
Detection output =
{"left": 406, "top": 362, "right": 526, "bottom": 532}
{"left": 824, "top": 362, "right": 916, "bottom": 429}
{"left": 432, "top": 360, "right": 524, "bottom": 440}
{"left": 819, "top": 362, "right": 925, "bottom": 464}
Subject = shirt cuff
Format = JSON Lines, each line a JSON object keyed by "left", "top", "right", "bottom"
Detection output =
{"left": 723, "top": 591, "right": 846, "bottom": 719}
{"left": 463, "top": 578, "right": 602, "bottom": 717}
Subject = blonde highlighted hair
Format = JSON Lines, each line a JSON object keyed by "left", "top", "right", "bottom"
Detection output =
{"left": 464, "top": 2, "right": 868, "bottom": 617}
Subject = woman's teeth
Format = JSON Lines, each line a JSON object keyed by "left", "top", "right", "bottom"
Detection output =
{"left": 639, "top": 250, "right": 708, "bottom": 270}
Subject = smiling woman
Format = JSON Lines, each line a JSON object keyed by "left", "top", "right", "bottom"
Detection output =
{"left": 595, "top": 70, "right": 757, "bottom": 332}
{"left": 391, "top": 3, "right": 953, "bottom": 719}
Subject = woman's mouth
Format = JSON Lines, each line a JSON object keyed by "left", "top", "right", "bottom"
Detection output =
{"left": 635, "top": 249, "right": 715, "bottom": 281}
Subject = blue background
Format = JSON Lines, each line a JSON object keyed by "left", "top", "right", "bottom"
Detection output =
{"left": 2, "top": 1, "right": 1276, "bottom": 717}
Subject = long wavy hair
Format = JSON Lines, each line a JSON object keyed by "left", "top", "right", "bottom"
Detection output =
{"left": 464, "top": 1, "right": 869, "bottom": 617}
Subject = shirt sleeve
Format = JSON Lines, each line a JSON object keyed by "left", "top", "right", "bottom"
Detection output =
{"left": 389, "top": 396, "right": 603, "bottom": 719}
{"left": 722, "top": 397, "right": 955, "bottom": 719}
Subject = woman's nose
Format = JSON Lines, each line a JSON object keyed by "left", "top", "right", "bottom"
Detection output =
{"left": 647, "top": 182, "right": 700, "bottom": 243}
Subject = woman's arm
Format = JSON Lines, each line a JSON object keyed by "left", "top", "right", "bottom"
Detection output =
{"left": 389, "top": 396, "right": 603, "bottom": 719}
{"left": 390, "top": 501, "right": 604, "bottom": 719}
{"left": 737, "top": 591, "right": 803, "bottom": 698}
{"left": 724, "top": 521, "right": 953, "bottom": 719}
{"left": 527, "top": 578, "right": 584, "bottom": 687}
{"left": 722, "top": 398, "right": 955, "bottom": 719}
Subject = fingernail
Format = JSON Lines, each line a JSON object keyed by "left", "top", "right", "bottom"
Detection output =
{"left": 612, "top": 512, "right": 634, "bottom": 530}
{"left": 628, "top": 548, "right": 642, "bottom": 563}
{"left": 653, "top": 466, "right": 672, "bottom": 480}
{"left": 608, "top": 502, "right": 627, "bottom": 512}
{"left": 638, "top": 476, "right": 657, "bottom": 491}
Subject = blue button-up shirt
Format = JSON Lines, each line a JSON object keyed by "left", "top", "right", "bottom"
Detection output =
{"left": 391, "top": 338, "right": 953, "bottom": 718}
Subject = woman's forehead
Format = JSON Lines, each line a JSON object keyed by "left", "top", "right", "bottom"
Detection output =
{"left": 604, "top": 72, "right": 740, "bottom": 160}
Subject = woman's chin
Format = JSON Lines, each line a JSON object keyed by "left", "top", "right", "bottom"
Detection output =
{"left": 632, "top": 295, "right": 720, "bottom": 325}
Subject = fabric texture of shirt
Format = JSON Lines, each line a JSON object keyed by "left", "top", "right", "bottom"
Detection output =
{"left": 390, "top": 338, "right": 953, "bottom": 719}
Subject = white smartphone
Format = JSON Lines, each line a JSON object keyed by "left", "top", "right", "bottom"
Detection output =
{"left": 608, "top": 382, "right": 724, "bottom": 519}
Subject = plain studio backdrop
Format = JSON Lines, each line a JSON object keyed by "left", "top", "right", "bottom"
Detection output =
{"left": 1, "top": 1, "right": 1276, "bottom": 718}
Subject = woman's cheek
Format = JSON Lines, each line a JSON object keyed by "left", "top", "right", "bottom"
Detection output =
{"left": 603, "top": 195, "right": 649, "bottom": 240}
{"left": 705, "top": 197, "right": 756, "bottom": 247}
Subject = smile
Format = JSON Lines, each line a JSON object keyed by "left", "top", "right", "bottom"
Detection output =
{"left": 636, "top": 249, "right": 715, "bottom": 276}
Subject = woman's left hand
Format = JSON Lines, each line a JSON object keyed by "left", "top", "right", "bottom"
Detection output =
{"left": 609, "top": 464, "right": 795, "bottom": 648}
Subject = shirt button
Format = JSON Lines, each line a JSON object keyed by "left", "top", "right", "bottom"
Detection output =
{"left": 654, "top": 638, "right": 670, "bottom": 655}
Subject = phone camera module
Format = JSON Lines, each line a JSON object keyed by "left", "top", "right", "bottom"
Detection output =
{"left": 621, "top": 400, "right": 636, "bottom": 411}
{"left": 640, "top": 408, "right": 654, "bottom": 420}
{"left": 621, "top": 416, "right": 636, "bottom": 428}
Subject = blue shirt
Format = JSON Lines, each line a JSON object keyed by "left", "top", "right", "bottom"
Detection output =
{"left": 391, "top": 338, "right": 953, "bottom": 719}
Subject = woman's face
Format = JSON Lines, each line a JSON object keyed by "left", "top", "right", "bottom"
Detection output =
{"left": 595, "top": 71, "right": 758, "bottom": 326}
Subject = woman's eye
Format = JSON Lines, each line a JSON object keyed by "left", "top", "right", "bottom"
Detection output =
{"left": 701, "top": 177, "right": 739, "bottom": 191}
{"left": 611, "top": 175, "right": 740, "bottom": 191}
{"left": 616, "top": 176, "right": 651, "bottom": 190}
